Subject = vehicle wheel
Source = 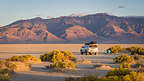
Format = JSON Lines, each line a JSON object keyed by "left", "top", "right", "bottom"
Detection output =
{"left": 95, "top": 52, "right": 98, "bottom": 55}
{"left": 89, "top": 52, "right": 92, "bottom": 55}
{"left": 86, "top": 52, "right": 88, "bottom": 55}
{"left": 85, "top": 50, "right": 88, "bottom": 55}
{"left": 81, "top": 52, "right": 83, "bottom": 55}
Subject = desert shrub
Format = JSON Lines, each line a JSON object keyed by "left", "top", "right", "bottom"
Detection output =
{"left": 126, "top": 47, "right": 138, "bottom": 55}
{"left": 63, "top": 51, "right": 76, "bottom": 61}
{"left": 136, "top": 65, "right": 144, "bottom": 72}
{"left": 120, "top": 62, "right": 131, "bottom": 69}
{"left": 40, "top": 53, "right": 53, "bottom": 62}
{"left": 107, "top": 71, "right": 144, "bottom": 81}
{"left": 134, "top": 54, "right": 143, "bottom": 60}
{"left": 65, "top": 75, "right": 99, "bottom": 81}
{"left": 51, "top": 50, "right": 68, "bottom": 63}
{"left": 40, "top": 50, "right": 76, "bottom": 62}
{"left": 108, "top": 45, "right": 122, "bottom": 54}
{"left": 43, "top": 50, "right": 76, "bottom": 70}
{"left": 126, "top": 47, "right": 144, "bottom": 55}
{"left": 0, "top": 60, "right": 16, "bottom": 71}
{"left": 50, "top": 60, "right": 75, "bottom": 70}
{"left": 65, "top": 71, "right": 144, "bottom": 81}
{"left": 0, "top": 60, "right": 16, "bottom": 81}
{"left": 106, "top": 68, "right": 131, "bottom": 76}
{"left": 134, "top": 60, "right": 144, "bottom": 68}
{"left": 65, "top": 75, "right": 123, "bottom": 81}
{"left": 0, "top": 72, "right": 9, "bottom": 81}
{"left": 123, "top": 71, "right": 144, "bottom": 81}
{"left": 113, "top": 54, "right": 135, "bottom": 64}
{"left": 7, "top": 55, "right": 41, "bottom": 64}
{"left": 9, "top": 62, "right": 31, "bottom": 71}
{"left": 10, "top": 56, "right": 19, "bottom": 61}
{"left": 137, "top": 47, "right": 144, "bottom": 55}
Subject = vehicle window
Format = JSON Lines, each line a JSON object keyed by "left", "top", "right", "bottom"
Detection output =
{"left": 89, "top": 45, "right": 97, "bottom": 47}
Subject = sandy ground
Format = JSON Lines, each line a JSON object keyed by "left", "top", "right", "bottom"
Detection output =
{"left": 0, "top": 44, "right": 143, "bottom": 81}
{"left": 10, "top": 54, "right": 119, "bottom": 81}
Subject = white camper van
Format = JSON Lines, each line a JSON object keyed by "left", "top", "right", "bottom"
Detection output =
{"left": 80, "top": 41, "right": 98, "bottom": 55}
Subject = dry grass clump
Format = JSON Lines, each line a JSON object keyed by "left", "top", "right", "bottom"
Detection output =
{"left": 0, "top": 60, "right": 30, "bottom": 72}
{"left": 134, "top": 54, "right": 143, "bottom": 60}
{"left": 0, "top": 60, "right": 15, "bottom": 72}
{"left": 78, "top": 58, "right": 91, "bottom": 64}
{"left": 4, "top": 55, "right": 39, "bottom": 72}
{"left": 41, "top": 50, "right": 76, "bottom": 70}
{"left": 0, "top": 60, "right": 15, "bottom": 81}
{"left": 93, "top": 63, "right": 112, "bottom": 70}
{"left": 134, "top": 60, "right": 144, "bottom": 68}
{"left": 96, "top": 65, "right": 112, "bottom": 70}
{"left": 7, "top": 55, "right": 41, "bottom": 64}
{"left": 8, "top": 62, "right": 30, "bottom": 72}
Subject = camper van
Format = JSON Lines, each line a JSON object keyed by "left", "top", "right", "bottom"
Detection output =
{"left": 80, "top": 41, "right": 98, "bottom": 55}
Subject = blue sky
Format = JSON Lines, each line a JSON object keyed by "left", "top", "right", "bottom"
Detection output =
{"left": 0, "top": 0, "right": 144, "bottom": 26}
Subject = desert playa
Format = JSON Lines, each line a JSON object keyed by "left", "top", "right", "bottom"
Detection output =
{"left": 0, "top": 44, "right": 144, "bottom": 81}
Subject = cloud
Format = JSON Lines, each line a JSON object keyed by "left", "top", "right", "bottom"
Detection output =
{"left": 118, "top": 5, "right": 125, "bottom": 8}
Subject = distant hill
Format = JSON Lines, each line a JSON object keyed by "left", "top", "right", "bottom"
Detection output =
{"left": 0, "top": 13, "right": 144, "bottom": 43}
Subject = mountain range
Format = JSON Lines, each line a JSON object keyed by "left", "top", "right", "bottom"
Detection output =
{"left": 0, "top": 13, "right": 144, "bottom": 43}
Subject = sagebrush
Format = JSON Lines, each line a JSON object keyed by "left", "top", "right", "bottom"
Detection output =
{"left": 113, "top": 54, "right": 135, "bottom": 64}
{"left": 108, "top": 45, "right": 122, "bottom": 54}
{"left": 126, "top": 47, "right": 144, "bottom": 55}
{"left": 41, "top": 50, "right": 76, "bottom": 70}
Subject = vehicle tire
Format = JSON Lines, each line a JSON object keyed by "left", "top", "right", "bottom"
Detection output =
{"left": 86, "top": 52, "right": 88, "bottom": 55}
{"left": 89, "top": 52, "right": 92, "bottom": 55}
{"left": 81, "top": 52, "right": 83, "bottom": 55}
{"left": 85, "top": 50, "right": 88, "bottom": 55}
{"left": 95, "top": 52, "right": 98, "bottom": 55}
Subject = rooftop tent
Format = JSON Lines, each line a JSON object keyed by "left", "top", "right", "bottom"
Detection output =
{"left": 84, "top": 41, "right": 97, "bottom": 45}
{"left": 89, "top": 41, "right": 97, "bottom": 44}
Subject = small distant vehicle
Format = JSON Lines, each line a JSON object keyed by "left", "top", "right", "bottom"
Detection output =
{"left": 80, "top": 41, "right": 98, "bottom": 55}
{"left": 104, "top": 49, "right": 112, "bottom": 54}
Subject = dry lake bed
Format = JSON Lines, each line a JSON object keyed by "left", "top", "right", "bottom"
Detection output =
{"left": 0, "top": 44, "right": 144, "bottom": 81}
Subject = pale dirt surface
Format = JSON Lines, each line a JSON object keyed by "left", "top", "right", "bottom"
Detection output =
{"left": 0, "top": 44, "right": 143, "bottom": 81}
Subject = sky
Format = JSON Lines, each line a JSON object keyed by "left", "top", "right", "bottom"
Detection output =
{"left": 0, "top": 0, "right": 144, "bottom": 26}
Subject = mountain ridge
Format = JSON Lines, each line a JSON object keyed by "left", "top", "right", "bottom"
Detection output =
{"left": 0, "top": 13, "right": 144, "bottom": 43}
